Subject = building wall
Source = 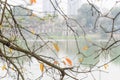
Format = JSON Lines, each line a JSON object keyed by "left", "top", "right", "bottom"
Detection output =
{"left": 42, "top": 0, "right": 56, "bottom": 15}
{"left": 67, "top": 0, "right": 82, "bottom": 16}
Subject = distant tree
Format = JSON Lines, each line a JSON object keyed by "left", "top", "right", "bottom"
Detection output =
{"left": 77, "top": 3, "right": 99, "bottom": 27}
{"left": 110, "top": 6, "right": 120, "bottom": 28}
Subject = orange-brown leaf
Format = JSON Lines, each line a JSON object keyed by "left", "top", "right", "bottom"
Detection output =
{"left": 62, "top": 61, "right": 66, "bottom": 65}
{"left": 33, "top": 0, "right": 36, "bottom": 3}
{"left": 65, "top": 57, "right": 72, "bottom": 66}
{"left": 31, "top": 13, "right": 36, "bottom": 17}
{"left": 104, "top": 64, "right": 109, "bottom": 69}
{"left": 54, "top": 61, "right": 59, "bottom": 65}
{"left": 53, "top": 43, "right": 60, "bottom": 52}
{"left": 30, "top": 0, "right": 33, "bottom": 4}
{"left": 82, "top": 46, "right": 88, "bottom": 51}
{"left": 30, "top": 0, "right": 36, "bottom": 4}
{"left": 40, "top": 63, "right": 44, "bottom": 72}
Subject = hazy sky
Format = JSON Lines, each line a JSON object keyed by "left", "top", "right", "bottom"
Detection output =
{"left": 7, "top": 0, "right": 118, "bottom": 9}
{"left": 6, "top": 0, "right": 120, "bottom": 15}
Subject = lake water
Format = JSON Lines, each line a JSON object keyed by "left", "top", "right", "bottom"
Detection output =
{"left": 0, "top": 38, "right": 120, "bottom": 80}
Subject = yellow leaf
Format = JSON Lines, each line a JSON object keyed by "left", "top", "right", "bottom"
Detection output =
{"left": 65, "top": 57, "right": 72, "bottom": 66}
{"left": 30, "top": 29, "right": 35, "bottom": 34}
{"left": 87, "top": 38, "right": 92, "bottom": 42}
{"left": 2, "top": 65, "right": 6, "bottom": 70}
{"left": 53, "top": 43, "right": 60, "bottom": 52}
{"left": 10, "top": 36, "right": 16, "bottom": 41}
{"left": 40, "top": 63, "right": 44, "bottom": 72}
{"left": 82, "top": 46, "right": 88, "bottom": 51}
{"left": 10, "top": 66, "right": 15, "bottom": 71}
{"left": 9, "top": 48, "right": 13, "bottom": 53}
{"left": 0, "top": 25, "right": 2, "bottom": 29}
{"left": 21, "top": 67, "right": 26, "bottom": 73}
{"left": 104, "top": 64, "right": 109, "bottom": 69}
{"left": 79, "top": 58, "right": 84, "bottom": 63}
{"left": 11, "top": 66, "right": 14, "bottom": 70}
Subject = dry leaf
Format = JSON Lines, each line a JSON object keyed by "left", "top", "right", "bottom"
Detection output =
{"left": 82, "top": 46, "right": 88, "bottom": 51}
{"left": 2, "top": 65, "right": 6, "bottom": 70}
{"left": 104, "top": 64, "right": 109, "bottom": 69}
{"left": 65, "top": 57, "right": 72, "bottom": 66}
{"left": 53, "top": 43, "right": 60, "bottom": 52}
{"left": 40, "top": 63, "right": 44, "bottom": 72}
